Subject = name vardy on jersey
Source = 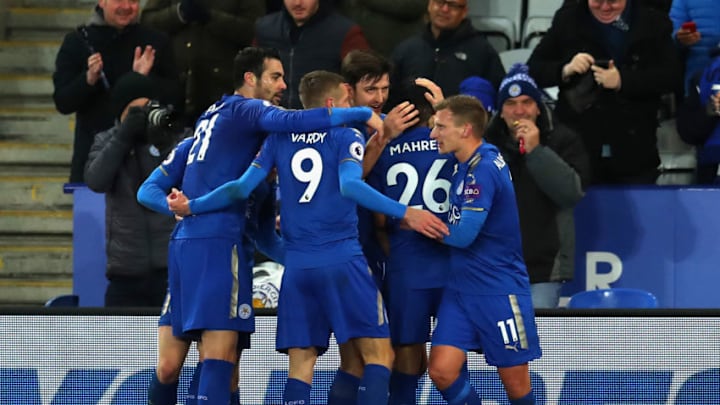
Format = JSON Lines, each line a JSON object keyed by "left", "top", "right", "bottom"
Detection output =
{"left": 389, "top": 139, "right": 438, "bottom": 156}
{"left": 291, "top": 132, "right": 327, "bottom": 144}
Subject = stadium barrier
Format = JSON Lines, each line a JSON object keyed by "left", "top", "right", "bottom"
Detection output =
{"left": 1, "top": 308, "right": 718, "bottom": 404}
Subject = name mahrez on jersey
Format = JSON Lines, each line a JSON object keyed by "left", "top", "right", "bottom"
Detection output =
{"left": 389, "top": 139, "right": 438, "bottom": 156}
{"left": 291, "top": 132, "right": 327, "bottom": 144}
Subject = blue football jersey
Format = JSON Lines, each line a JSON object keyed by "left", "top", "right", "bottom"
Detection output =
{"left": 174, "top": 94, "right": 341, "bottom": 240}
{"left": 253, "top": 127, "right": 366, "bottom": 267}
{"left": 447, "top": 142, "right": 531, "bottom": 295}
{"left": 367, "top": 126, "right": 455, "bottom": 288}
{"left": 158, "top": 136, "right": 193, "bottom": 186}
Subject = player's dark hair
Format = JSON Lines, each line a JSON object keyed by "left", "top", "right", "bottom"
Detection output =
{"left": 394, "top": 78, "right": 435, "bottom": 129}
{"left": 299, "top": 70, "right": 346, "bottom": 109}
{"left": 435, "top": 95, "right": 489, "bottom": 138}
{"left": 233, "top": 47, "right": 282, "bottom": 89}
{"left": 340, "top": 49, "right": 392, "bottom": 88}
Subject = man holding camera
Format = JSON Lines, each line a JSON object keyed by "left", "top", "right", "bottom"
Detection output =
{"left": 84, "top": 71, "right": 188, "bottom": 307}
{"left": 53, "top": 0, "right": 179, "bottom": 184}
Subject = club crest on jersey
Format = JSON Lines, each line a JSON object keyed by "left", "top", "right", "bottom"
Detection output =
{"left": 350, "top": 141, "right": 364, "bottom": 160}
{"left": 238, "top": 303, "right": 252, "bottom": 320}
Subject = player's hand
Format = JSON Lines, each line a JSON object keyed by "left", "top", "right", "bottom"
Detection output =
{"left": 676, "top": 28, "right": 701, "bottom": 47}
{"left": 133, "top": 45, "right": 156, "bottom": 76}
{"left": 167, "top": 187, "right": 191, "bottom": 216}
{"left": 591, "top": 60, "right": 621, "bottom": 90}
{"left": 712, "top": 92, "right": 720, "bottom": 116}
{"left": 415, "top": 77, "right": 445, "bottom": 105}
{"left": 86, "top": 52, "right": 103, "bottom": 85}
{"left": 512, "top": 118, "right": 540, "bottom": 154}
{"left": 562, "top": 52, "right": 594, "bottom": 80}
{"left": 403, "top": 207, "right": 449, "bottom": 239}
{"left": 365, "top": 112, "right": 385, "bottom": 142}
{"left": 384, "top": 101, "right": 420, "bottom": 141}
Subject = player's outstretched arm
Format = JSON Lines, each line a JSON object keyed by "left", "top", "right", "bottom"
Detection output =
{"left": 171, "top": 164, "right": 269, "bottom": 216}
{"left": 258, "top": 103, "right": 381, "bottom": 134}
{"left": 442, "top": 209, "right": 488, "bottom": 248}
{"left": 137, "top": 167, "right": 179, "bottom": 216}
{"left": 339, "top": 161, "right": 449, "bottom": 239}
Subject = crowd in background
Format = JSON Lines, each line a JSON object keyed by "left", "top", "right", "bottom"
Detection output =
{"left": 47, "top": 0, "right": 720, "bottom": 403}
{"left": 51, "top": 0, "right": 720, "bottom": 306}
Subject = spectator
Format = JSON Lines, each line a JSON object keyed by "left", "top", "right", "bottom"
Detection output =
{"left": 84, "top": 72, "right": 185, "bottom": 307}
{"left": 676, "top": 47, "right": 720, "bottom": 183}
{"left": 53, "top": 0, "right": 179, "bottom": 184}
{"left": 669, "top": 0, "right": 720, "bottom": 92}
{"left": 255, "top": 0, "right": 370, "bottom": 109}
{"left": 336, "top": 0, "right": 428, "bottom": 57}
{"left": 141, "top": 0, "right": 265, "bottom": 126}
{"left": 484, "top": 64, "right": 590, "bottom": 308}
{"left": 390, "top": 0, "right": 505, "bottom": 105}
{"left": 459, "top": 75, "right": 497, "bottom": 116}
{"left": 527, "top": 0, "right": 679, "bottom": 185}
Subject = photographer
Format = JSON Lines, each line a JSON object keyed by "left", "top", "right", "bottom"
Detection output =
{"left": 85, "top": 72, "right": 188, "bottom": 307}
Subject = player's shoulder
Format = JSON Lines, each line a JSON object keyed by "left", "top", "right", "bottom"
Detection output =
{"left": 333, "top": 126, "right": 364, "bottom": 140}
{"left": 465, "top": 143, "right": 506, "bottom": 181}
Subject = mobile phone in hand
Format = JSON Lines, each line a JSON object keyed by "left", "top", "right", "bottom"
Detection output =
{"left": 594, "top": 59, "right": 610, "bottom": 69}
{"left": 681, "top": 21, "right": 697, "bottom": 33}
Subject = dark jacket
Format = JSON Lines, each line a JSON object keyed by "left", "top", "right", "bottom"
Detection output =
{"left": 527, "top": 1, "right": 679, "bottom": 183}
{"left": 336, "top": 0, "right": 427, "bottom": 57}
{"left": 255, "top": 3, "right": 370, "bottom": 109}
{"left": 84, "top": 114, "right": 182, "bottom": 279}
{"left": 141, "top": 0, "right": 265, "bottom": 125}
{"left": 485, "top": 105, "right": 590, "bottom": 283}
{"left": 53, "top": 7, "right": 179, "bottom": 183}
{"left": 391, "top": 19, "right": 506, "bottom": 101}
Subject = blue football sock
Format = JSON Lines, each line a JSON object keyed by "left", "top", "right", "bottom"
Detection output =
{"left": 439, "top": 373, "right": 481, "bottom": 405}
{"left": 357, "top": 364, "right": 391, "bottom": 405}
{"left": 328, "top": 369, "right": 360, "bottom": 405}
{"left": 197, "top": 359, "right": 234, "bottom": 405}
{"left": 186, "top": 362, "right": 202, "bottom": 405}
{"left": 283, "top": 377, "right": 311, "bottom": 405}
{"left": 230, "top": 389, "right": 240, "bottom": 404}
{"left": 388, "top": 371, "right": 420, "bottom": 405}
{"left": 147, "top": 371, "right": 178, "bottom": 405}
{"left": 510, "top": 389, "right": 535, "bottom": 405}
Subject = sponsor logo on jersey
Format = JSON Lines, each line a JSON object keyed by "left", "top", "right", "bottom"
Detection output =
{"left": 464, "top": 184, "right": 481, "bottom": 200}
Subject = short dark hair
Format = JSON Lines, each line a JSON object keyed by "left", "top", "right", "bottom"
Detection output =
{"left": 394, "top": 78, "right": 435, "bottom": 129}
{"left": 340, "top": 49, "right": 392, "bottom": 88}
{"left": 232, "top": 47, "right": 282, "bottom": 89}
{"left": 434, "top": 95, "right": 488, "bottom": 138}
{"left": 299, "top": 70, "right": 346, "bottom": 109}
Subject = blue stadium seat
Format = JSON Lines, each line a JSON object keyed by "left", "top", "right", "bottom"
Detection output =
{"left": 566, "top": 288, "right": 659, "bottom": 309}
{"left": 45, "top": 294, "right": 79, "bottom": 307}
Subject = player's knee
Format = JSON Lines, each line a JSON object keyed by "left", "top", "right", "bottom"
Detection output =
{"left": 156, "top": 358, "right": 183, "bottom": 384}
{"left": 371, "top": 345, "right": 395, "bottom": 369}
{"left": 427, "top": 362, "right": 455, "bottom": 390}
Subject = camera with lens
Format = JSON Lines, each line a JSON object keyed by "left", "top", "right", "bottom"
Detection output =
{"left": 142, "top": 100, "right": 179, "bottom": 147}
{"left": 144, "top": 100, "right": 176, "bottom": 131}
